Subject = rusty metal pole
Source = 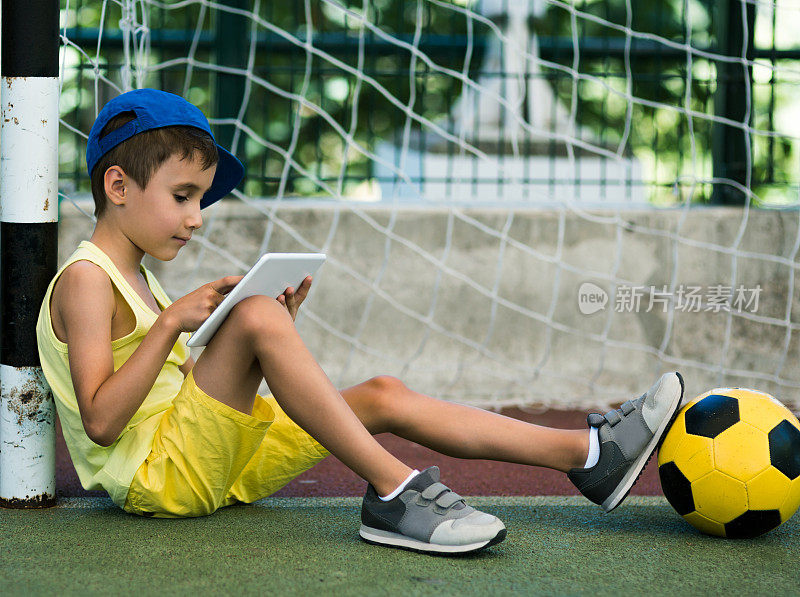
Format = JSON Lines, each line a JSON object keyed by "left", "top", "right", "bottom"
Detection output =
{"left": 0, "top": 0, "right": 60, "bottom": 508}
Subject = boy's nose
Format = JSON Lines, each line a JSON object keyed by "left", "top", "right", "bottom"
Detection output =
{"left": 187, "top": 209, "right": 202, "bottom": 230}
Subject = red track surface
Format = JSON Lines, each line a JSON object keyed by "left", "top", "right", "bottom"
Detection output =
{"left": 55, "top": 408, "right": 663, "bottom": 499}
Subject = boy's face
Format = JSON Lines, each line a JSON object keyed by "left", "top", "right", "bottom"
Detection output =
{"left": 113, "top": 152, "right": 216, "bottom": 260}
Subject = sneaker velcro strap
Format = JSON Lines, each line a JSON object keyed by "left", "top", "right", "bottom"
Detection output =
{"left": 604, "top": 409, "right": 623, "bottom": 426}
{"left": 435, "top": 491, "right": 464, "bottom": 509}
{"left": 587, "top": 413, "right": 605, "bottom": 427}
{"left": 620, "top": 400, "right": 636, "bottom": 415}
{"left": 420, "top": 482, "right": 450, "bottom": 501}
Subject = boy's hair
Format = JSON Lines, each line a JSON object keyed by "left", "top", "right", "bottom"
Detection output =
{"left": 89, "top": 110, "right": 219, "bottom": 219}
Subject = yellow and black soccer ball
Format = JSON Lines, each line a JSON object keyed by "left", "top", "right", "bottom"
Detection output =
{"left": 657, "top": 388, "right": 800, "bottom": 538}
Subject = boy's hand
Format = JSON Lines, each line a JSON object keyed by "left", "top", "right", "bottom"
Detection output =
{"left": 277, "top": 276, "right": 312, "bottom": 322}
{"left": 164, "top": 275, "right": 244, "bottom": 333}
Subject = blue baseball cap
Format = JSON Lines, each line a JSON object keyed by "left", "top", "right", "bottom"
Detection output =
{"left": 86, "top": 88, "right": 245, "bottom": 209}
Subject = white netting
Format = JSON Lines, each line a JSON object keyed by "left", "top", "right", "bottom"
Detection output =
{"left": 57, "top": 0, "right": 800, "bottom": 411}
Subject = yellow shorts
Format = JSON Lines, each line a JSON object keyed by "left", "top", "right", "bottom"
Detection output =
{"left": 123, "top": 369, "right": 330, "bottom": 518}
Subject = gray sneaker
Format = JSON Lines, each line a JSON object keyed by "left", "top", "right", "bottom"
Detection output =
{"left": 359, "top": 466, "right": 506, "bottom": 555}
{"left": 568, "top": 372, "right": 684, "bottom": 512}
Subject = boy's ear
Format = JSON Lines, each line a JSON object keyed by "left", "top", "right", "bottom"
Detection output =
{"left": 104, "top": 165, "right": 128, "bottom": 207}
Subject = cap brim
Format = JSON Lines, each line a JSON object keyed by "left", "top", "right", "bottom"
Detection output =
{"left": 201, "top": 145, "right": 245, "bottom": 209}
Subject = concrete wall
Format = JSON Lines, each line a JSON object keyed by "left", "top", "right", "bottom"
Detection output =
{"left": 55, "top": 198, "right": 800, "bottom": 411}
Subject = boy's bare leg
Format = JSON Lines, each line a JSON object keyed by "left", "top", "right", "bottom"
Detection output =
{"left": 339, "top": 377, "right": 590, "bottom": 473}
{"left": 190, "top": 296, "right": 412, "bottom": 497}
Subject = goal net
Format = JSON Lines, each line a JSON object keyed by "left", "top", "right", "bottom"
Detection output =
{"left": 57, "top": 0, "right": 800, "bottom": 411}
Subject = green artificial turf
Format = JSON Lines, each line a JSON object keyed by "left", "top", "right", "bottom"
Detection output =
{"left": 1, "top": 496, "right": 798, "bottom": 596}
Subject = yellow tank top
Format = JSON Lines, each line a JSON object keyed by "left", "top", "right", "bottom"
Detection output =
{"left": 36, "top": 240, "right": 191, "bottom": 509}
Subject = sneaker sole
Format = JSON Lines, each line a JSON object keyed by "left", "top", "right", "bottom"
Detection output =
{"left": 359, "top": 525, "right": 507, "bottom": 555}
{"left": 601, "top": 372, "right": 685, "bottom": 513}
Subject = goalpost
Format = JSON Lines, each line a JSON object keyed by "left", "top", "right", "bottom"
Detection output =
{"left": 0, "top": 0, "right": 60, "bottom": 508}
{"left": 3, "top": 0, "right": 800, "bottom": 507}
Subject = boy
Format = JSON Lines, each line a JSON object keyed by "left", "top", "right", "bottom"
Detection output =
{"left": 37, "top": 88, "right": 684, "bottom": 555}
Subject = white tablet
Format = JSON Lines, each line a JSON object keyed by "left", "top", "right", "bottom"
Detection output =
{"left": 186, "top": 253, "right": 327, "bottom": 347}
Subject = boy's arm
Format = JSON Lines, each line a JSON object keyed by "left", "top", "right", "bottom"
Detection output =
{"left": 172, "top": 275, "right": 307, "bottom": 376}
{"left": 59, "top": 262, "right": 183, "bottom": 447}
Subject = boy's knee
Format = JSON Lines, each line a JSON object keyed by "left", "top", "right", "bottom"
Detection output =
{"left": 229, "top": 294, "right": 294, "bottom": 341}
{"left": 370, "top": 375, "right": 406, "bottom": 396}
{"left": 367, "top": 375, "right": 408, "bottom": 430}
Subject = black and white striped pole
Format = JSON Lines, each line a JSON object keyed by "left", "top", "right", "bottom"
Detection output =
{"left": 0, "top": 0, "right": 60, "bottom": 507}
